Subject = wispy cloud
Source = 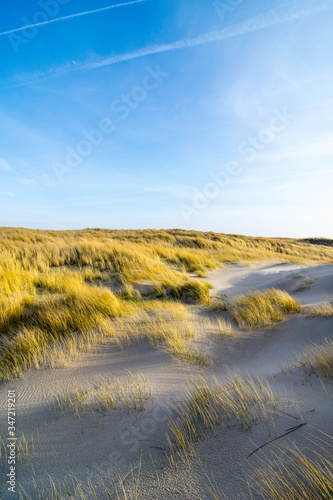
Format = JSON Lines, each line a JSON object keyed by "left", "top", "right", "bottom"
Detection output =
{"left": 0, "top": 0, "right": 148, "bottom": 38}
{"left": 0, "top": 159, "right": 12, "bottom": 172}
{"left": 6, "top": 0, "right": 333, "bottom": 88}
{"left": 257, "top": 133, "right": 333, "bottom": 164}
{"left": 84, "top": 1, "right": 333, "bottom": 69}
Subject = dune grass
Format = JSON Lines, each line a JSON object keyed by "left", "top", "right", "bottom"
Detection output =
{"left": 203, "top": 295, "right": 228, "bottom": 311}
{"left": 0, "top": 433, "right": 34, "bottom": 466}
{"left": 251, "top": 437, "right": 333, "bottom": 499}
{"left": 110, "top": 307, "right": 210, "bottom": 366}
{"left": 0, "top": 300, "right": 212, "bottom": 380}
{"left": 290, "top": 275, "right": 314, "bottom": 292}
{"left": 15, "top": 471, "right": 144, "bottom": 500}
{"left": 0, "top": 284, "right": 124, "bottom": 381}
{"left": 302, "top": 301, "right": 333, "bottom": 317}
{"left": 166, "top": 372, "right": 277, "bottom": 460}
{"left": 297, "top": 338, "right": 333, "bottom": 379}
{"left": 0, "top": 227, "right": 331, "bottom": 379}
{"left": 231, "top": 288, "right": 301, "bottom": 329}
{"left": 196, "top": 317, "right": 236, "bottom": 339}
{"left": 12, "top": 437, "right": 333, "bottom": 500}
{"left": 53, "top": 373, "right": 151, "bottom": 417}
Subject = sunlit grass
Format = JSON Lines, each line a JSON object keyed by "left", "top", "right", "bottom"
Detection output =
{"left": 251, "top": 436, "right": 333, "bottom": 499}
{"left": 0, "top": 228, "right": 331, "bottom": 379}
{"left": 111, "top": 309, "right": 210, "bottom": 366}
{"left": 231, "top": 288, "right": 301, "bottom": 329}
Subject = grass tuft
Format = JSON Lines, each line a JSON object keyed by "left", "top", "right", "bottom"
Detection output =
{"left": 53, "top": 373, "right": 151, "bottom": 416}
{"left": 297, "top": 338, "right": 333, "bottom": 379}
{"left": 166, "top": 372, "right": 277, "bottom": 456}
{"left": 302, "top": 301, "right": 333, "bottom": 317}
{"left": 251, "top": 437, "right": 333, "bottom": 499}
{"left": 231, "top": 288, "right": 301, "bottom": 329}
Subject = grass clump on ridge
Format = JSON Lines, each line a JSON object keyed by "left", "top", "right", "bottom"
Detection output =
{"left": 164, "top": 278, "right": 211, "bottom": 304}
{"left": 297, "top": 338, "right": 333, "bottom": 379}
{"left": 302, "top": 301, "right": 333, "bottom": 317}
{"left": 231, "top": 288, "right": 301, "bottom": 329}
{"left": 0, "top": 284, "right": 124, "bottom": 381}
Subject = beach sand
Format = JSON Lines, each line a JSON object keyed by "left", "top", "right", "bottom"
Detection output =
{"left": 1, "top": 262, "right": 332, "bottom": 498}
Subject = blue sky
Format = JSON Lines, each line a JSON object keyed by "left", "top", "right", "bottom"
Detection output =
{"left": 0, "top": 0, "right": 332, "bottom": 237}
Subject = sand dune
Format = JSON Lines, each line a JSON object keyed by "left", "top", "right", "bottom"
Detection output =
{"left": 0, "top": 263, "right": 332, "bottom": 499}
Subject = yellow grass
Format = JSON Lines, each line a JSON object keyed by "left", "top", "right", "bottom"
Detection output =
{"left": 0, "top": 227, "right": 331, "bottom": 379}
{"left": 166, "top": 372, "right": 277, "bottom": 457}
{"left": 302, "top": 302, "right": 333, "bottom": 317}
{"left": 251, "top": 436, "right": 333, "bottom": 499}
{"left": 110, "top": 308, "right": 210, "bottom": 366}
{"left": 197, "top": 317, "right": 236, "bottom": 338}
{"left": 231, "top": 288, "right": 301, "bottom": 329}
{"left": 297, "top": 338, "right": 333, "bottom": 379}
{"left": 53, "top": 373, "right": 151, "bottom": 416}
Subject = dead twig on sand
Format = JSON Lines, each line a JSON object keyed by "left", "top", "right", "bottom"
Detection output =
{"left": 247, "top": 422, "right": 307, "bottom": 458}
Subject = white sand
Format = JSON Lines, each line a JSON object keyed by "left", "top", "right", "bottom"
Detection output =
{"left": 0, "top": 262, "right": 332, "bottom": 498}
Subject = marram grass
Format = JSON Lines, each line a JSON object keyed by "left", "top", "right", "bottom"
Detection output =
{"left": 166, "top": 371, "right": 277, "bottom": 456}
{"left": 231, "top": 288, "right": 301, "bottom": 329}
{"left": 0, "top": 227, "right": 331, "bottom": 379}
{"left": 251, "top": 437, "right": 333, "bottom": 500}
{"left": 302, "top": 301, "right": 333, "bottom": 317}
{"left": 52, "top": 373, "right": 151, "bottom": 416}
{"left": 297, "top": 338, "right": 333, "bottom": 379}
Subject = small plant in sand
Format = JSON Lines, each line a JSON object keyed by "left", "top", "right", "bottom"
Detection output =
{"left": 302, "top": 301, "right": 333, "bottom": 317}
{"left": 16, "top": 433, "right": 35, "bottom": 464}
{"left": 52, "top": 373, "right": 151, "bottom": 416}
{"left": 0, "top": 433, "right": 34, "bottom": 466}
{"left": 297, "top": 338, "right": 333, "bottom": 379}
{"left": 199, "top": 317, "right": 236, "bottom": 338}
{"left": 202, "top": 294, "right": 228, "bottom": 311}
{"left": 15, "top": 467, "right": 144, "bottom": 500}
{"left": 231, "top": 288, "right": 301, "bottom": 329}
{"left": 290, "top": 275, "right": 313, "bottom": 292}
{"left": 166, "top": 371, "right": 277, "bottom": 459}
{"left": 216, "top": 318, "right": 236, "bottom": 337}
{"left": 251, "top": 436, "right": 333, "bottom": 499}
{"left": 111, "top": 306, "right": 210, "bottom": 366}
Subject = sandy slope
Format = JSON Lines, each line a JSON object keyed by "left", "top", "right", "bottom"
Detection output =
{"left": 0, "top": 263, "right": 332, "bottom": 499}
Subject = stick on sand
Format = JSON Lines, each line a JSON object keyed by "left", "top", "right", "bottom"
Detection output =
{"left": 247, "top": 422, "right": 307, "bottom": 458}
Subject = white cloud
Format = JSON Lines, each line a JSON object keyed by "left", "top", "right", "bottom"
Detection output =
{"left": 257, "top": 134, "right": 333, "bottom": 164}
{"left": 0, "top": 159, "right": 12, "bottom": 171}
{"left": 8, "top": 192, "right": 14, "bottom": 197}
{"left": 23, "top": 178, "right": 36, "bottom": 185}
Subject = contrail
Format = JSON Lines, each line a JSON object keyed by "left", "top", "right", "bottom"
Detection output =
{"left": 0, "top": 0, "right": 148, "bottom": 38}
{"left": 4, "top": 0, "right": 333, "bottom": 88}
{"left": 82, "top": 1, "right": 333, "bottom": 70}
